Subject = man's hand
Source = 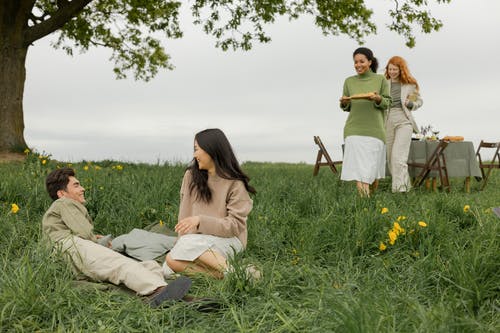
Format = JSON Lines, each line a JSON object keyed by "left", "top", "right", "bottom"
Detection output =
{"left": 175, "top": 216, "right": 200, "bottom": 236}
{"left": 95, "top": 234, "right": 112, "bottom": 248}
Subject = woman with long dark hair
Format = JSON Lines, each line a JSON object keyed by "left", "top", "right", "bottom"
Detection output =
{"left": 165, "top": 128, "right": 256, "bottom": 279}
{"left": 339, "top": 47, "right": 391, "bottom": 197}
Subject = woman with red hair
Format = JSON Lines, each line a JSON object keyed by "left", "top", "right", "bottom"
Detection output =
{"left": 384, "top": 56, "right": 423, "bottom": 192}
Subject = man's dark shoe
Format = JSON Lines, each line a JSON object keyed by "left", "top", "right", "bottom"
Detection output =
{"left": 148, "top": 276, "right": 192, "bottom": 308}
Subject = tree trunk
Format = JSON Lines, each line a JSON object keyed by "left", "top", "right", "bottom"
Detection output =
{"left": 0, "top": 45, "right": 28, "bottom": 153}
{"left": 0, "top": 1, "right": 29, "bottom": 153}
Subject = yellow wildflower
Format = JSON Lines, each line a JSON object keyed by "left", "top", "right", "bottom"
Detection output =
{"left": 24, "top": 148, "right": 30, "bottom": 154}
{"left": 11, "top": 204, "right": 20, "bottom": 214}
{"left": 397, "top": 215, "right": 406, "bottom": 221}
{"left": 388, "top": 230, "right": 397, "bottom": 245}
{"left": 381, "top": 207, "right": 389, "bottom": 214}
{"left": 42, "top": 159, "right": 47, "bottom": 165}
{"left": 116, "top": 165, "right": 123, "bottom": 171}
{"left": 379, "top": 242, "right": 387, "bottom": 251}
{"left": 418, "top": 221, "right": 427, "bottom": 227}
{"left": 159, "top": 220, "right": 164, "bottom": 226}
{"left": 393, "top": 222, "right": 405, "bottom": 235}
{"left": 463, "top": 205, "right": 470, "bottom": 213}
{"left": 94, "top": 165, "right": 102, "bottom": 170}
{"left": 83, "top": 165, "right": 89, "bottom": 171}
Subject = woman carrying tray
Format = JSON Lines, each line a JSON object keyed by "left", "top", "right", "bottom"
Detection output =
{"left": 339, "top": 47, "right": 391, "bottom": 197}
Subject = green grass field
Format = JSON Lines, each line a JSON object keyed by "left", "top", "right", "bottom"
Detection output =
{"left": 1, "top": 151, "right": 499, "bottom": 332}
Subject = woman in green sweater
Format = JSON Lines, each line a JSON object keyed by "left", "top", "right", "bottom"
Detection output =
{"left": 339, "top": 47, "right": 391, "bottom": 197}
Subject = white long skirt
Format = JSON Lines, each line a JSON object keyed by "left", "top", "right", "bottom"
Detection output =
{"left": 341, "top": 135, "right": 386, "bottom": 184}
{"left": 169, "top": 234, "right": 243, "bottom": 262}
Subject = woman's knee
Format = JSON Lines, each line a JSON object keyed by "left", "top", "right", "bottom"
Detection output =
{"left": 165, "top": 253, "right": 184, "bottom": 272}
{"left": 198, "top": 250, "right": 228, "bottom": 271}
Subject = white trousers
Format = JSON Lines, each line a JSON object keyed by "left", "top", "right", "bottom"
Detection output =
{"left": 386, "top": 108, "right": 413, "bottom": 192}
{"left": 59, "top": 236, "right": 166, "bottom": 295}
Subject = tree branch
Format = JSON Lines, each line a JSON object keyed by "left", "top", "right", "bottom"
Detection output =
{"left": 29, "top": 11, "right": 51, "bottom": 26}
{"left": 24, "top": 0, "right": 93, "bottom": 45}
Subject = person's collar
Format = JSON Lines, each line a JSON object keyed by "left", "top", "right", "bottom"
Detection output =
{"left": 58, "top": 196, "right": 86, "bottom": 206}
{"left": 358, "top": 69, "right": 373, "bottom": 78}
{"left": 208, "top": 172, "right": 221, "bottom": 182}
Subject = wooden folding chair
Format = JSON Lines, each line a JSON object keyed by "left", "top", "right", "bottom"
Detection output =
{"left": 313, "top": 136, "right": 342, "bottom": 176}
{"left": 475, "top": 140, "right": 500, "bottom": 190}
{"left": 408, "top": 140, "right": 450, "bottom": 192}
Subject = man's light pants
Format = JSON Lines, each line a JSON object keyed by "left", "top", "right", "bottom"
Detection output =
{"left": 60, "top": 236, "right": 166, "bottom": 295}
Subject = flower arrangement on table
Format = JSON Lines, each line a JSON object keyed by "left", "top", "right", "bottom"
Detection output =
{"left": 414, "top": 125, "right": 440, "bottom": 141}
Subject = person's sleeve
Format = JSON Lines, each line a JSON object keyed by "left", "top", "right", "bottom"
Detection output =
{"left": 110, "top": 234, "right": 126, "bottom": 252}
{"left": 58, "top": 201, "right": 96, "bottom": 241}
{"left": 197, "top": 182, "right": 253, "bottom": 238}
{"left": 340, "top": 80, "right": 351, "bottom": 112}
{"left": 178, "top": 171, "right": 191, "bottom": 222}
{"left": 375, "top": 77, "right": 391, "bottom": 110}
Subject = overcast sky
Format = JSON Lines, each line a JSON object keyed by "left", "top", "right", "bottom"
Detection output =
{"left": 23, "top": 0, "right": 500, "bottom": 164}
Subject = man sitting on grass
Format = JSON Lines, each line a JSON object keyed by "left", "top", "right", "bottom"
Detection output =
{"left": 42, "top": 167, "right": 191, "bottom": 308}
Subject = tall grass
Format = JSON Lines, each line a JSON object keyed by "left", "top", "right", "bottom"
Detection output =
{"left": 0, "top": 152, "right": 498, "bottom": 332}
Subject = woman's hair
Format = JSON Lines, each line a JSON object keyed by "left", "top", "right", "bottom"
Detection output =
{"left": 353, "top": 47, "right": 378, "bottom": 73}
{"left": 188, "top": 128, "right": 256, "bottom": 202}
{"left": 384, "top": 56, "right": 419, "bottom": 89}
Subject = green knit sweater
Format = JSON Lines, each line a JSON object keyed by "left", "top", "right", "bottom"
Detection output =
{"left": 341, "top": 70, "right": 391, "bottom": 143}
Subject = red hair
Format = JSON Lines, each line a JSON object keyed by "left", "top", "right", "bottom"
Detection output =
{"left": 384, "top": 56, "right": 419, "bottom": 90}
